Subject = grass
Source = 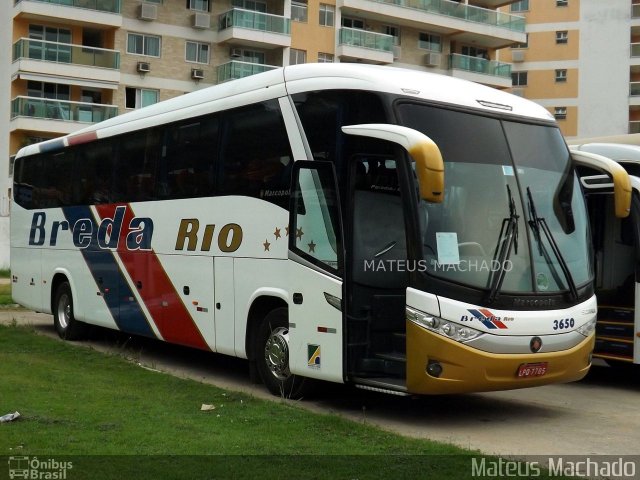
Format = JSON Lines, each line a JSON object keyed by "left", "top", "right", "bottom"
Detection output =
{"left": 0, "top": 269, "right": 9, "bottom": 278}
{"left": 0, "top": 325, "right": 485, "bottom": 480}
{"left": 0, "top": 283, "right": 13, "bottom": 306}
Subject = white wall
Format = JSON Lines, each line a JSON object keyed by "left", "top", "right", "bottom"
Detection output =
{"left": 577, "top": 0, "right": 631, "bottom": 138}
{"left": 0, "top": 1, "right": 11, "bottom": 269}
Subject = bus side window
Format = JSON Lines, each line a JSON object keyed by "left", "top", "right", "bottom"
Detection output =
{"left": 161, "top": 114, "right": 218, "bottom": 199}
{"left": 218, "top": 100, "right": 293, "bottom": 208}
{"left": 114, "top": 129, "right": 161, "bottom": 203}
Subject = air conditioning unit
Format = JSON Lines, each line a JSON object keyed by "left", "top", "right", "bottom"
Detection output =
{"left": 230, "top": 48, "right": 242, "bottom": 58}
{"left": 392, "top": 45, "right": 401, "bottom": 60}
{"left": 512, "top": 50, "right": 525, "bottom": 62}
{"left": 192, "top": 12, "right": 210, "bottom": 29}
{"left": 137, "top": 61, "right": 151, "bottom": 73}
{"left": 424, "top": 52, "right": 441, "bottom": 67}
{"left": 191, "top": 68, "right": 205, "bottom": 80}
{"left": 138, "top": 3, "right": 157, "bottom": 21}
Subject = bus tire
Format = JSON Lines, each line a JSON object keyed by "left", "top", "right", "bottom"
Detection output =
{"left": 53, "top": 282, "right": 86, "bottom": 341}
{"left": 256, "top": 307, "right": 308, "bottom": 399}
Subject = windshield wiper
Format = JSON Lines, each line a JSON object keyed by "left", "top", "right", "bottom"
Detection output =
{"left": 526, "top": 187, "right": 578, "bottom": 300}
{"left": 487, "top": 185, "right": 519, "bottom": 303}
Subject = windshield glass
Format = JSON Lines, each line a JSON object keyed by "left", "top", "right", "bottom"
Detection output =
{"left": 397, "top": 102, "right": 592, "bottom": 294}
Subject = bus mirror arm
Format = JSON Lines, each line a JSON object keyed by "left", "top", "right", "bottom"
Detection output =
{"left": 570, "top": 149, "right": 632, "bottom": 218}
{"left": 341, "top": 124, "right": 445, "bottom": 203}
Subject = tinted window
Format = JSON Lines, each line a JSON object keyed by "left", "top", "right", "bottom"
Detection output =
{"left": 218, "top": 100, "right": 293, "bottom": 208}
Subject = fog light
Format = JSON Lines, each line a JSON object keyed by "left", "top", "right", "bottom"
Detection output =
{"left": 426, "top": 360, "right": 443, "bottom": 378}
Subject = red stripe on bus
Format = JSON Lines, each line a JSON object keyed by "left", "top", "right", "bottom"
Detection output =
{"left": 95, "top": 204, "right": 210, "bottom": 350}
{"left": 67, "top": 131, "right": 98, "bottom": 146}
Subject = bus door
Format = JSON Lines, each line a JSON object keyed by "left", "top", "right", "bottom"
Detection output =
{"left": 288, "top": 161, "right": 345, "bottom": 383}
{"left": 345, "top": 154, "right": 410, "bottom": 389}
{"left": 575, "top": 152, "right": 637, "bottom": 365}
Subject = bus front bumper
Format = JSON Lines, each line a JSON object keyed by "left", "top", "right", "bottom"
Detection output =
{"left": 406, "top": 321, "right": 594, "bottom": 395}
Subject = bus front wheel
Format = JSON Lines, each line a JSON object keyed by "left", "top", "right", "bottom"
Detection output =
{"left": 256, "top": 308, "right": 308, "bottom": 399}
{"left": 53, "top": 281, "right": 87, "bottom": 340}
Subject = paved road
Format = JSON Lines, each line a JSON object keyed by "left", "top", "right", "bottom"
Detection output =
{"left": 2, "top": 310, "right": 639, "bottom": 457}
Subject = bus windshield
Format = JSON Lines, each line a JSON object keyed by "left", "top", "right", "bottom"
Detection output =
{"left": 397, "top": 102, "right": 592, "bottom": 295}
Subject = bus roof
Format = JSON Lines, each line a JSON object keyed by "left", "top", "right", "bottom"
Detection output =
{"left": 17, "top": 63, "right": 555, "bottom": 159}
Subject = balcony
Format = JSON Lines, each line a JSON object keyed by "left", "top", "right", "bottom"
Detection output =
{"left": 337, "top": 28, "right": 394, "bottom": 64}
{"left": 449, "top": 53, "right": 512, "bottom": 88}
{"left": 630, "top": 121, "right": 640, "bottom": 134}
{"left": 216, "top": 60, "right": 278, "bottom": 83}
{"left": 13, "top": 0, "right": 122, "bottom": 28}
{"left": 218, "top": 8, "right": 291, "bottom": 49}
{"left": 10, "top": 96, "right": 118, "bottom": 135}
{"left": 633, "top": 4, "right": 640, "bottom": 19}
{"left": 338, "top": 0, "right": 526, "bottom": 49}
{"left": 12, "top": 38, "right": 120, "bottom": 89}
{"left": 630, "top": 82, "right": 640, "bottom": 107}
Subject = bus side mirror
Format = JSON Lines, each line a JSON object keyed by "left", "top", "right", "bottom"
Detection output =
{"left": 341, "top": 124, "right": 444, "bottom": 203}
{"left": 570, "top": 149, "right": 632, "bottom": 218}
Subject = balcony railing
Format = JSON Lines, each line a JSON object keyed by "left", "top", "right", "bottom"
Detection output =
{"left": 338, "top": 28, "right": 394, "bottom": 52}
{"left": 11, "top": 96, "right": 118, "bottom": 123}
{"left": 632, "top": 43, "right": 640, "bottom": 57}
{"left": 218, "top": 8, "right": 290, "bottom": 35}
{"left": 367, "top": 0, "right": 525, "bottom": 33}
{"left": 13, "top": 38, "right": 120, "bottom": 69}
{"left": 631, "top": 82, "right": 640, "bottom": 96}
{"left": 633, "top": 3, "right": 640, "bottom": 18}
{"left": 14, "top": 0, "right": 121, "bottom": 14}
{"left": 216, "top": 60, "right": 278, "bottom": 83}
{"left": 449, "top": 53, "right": 512, "bottom": 78}
{"left": 630, "top": 121, "right": 640, "bottom": 134}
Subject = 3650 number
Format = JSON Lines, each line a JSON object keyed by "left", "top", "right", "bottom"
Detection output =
{"left": 552, "top": 318, "right": 575, "bottom": 330}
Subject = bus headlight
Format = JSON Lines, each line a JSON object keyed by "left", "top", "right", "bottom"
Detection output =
{"left": 576, "top": 318, "right": 596, "bottom": 337}
{"left": 406, "top": 307, "right": 483, "bottom": 343}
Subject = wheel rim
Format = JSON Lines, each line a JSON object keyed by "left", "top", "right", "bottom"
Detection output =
{"left": 264, "top": 326, "right": 290, "bottom": 381}
{"left": 57, "top": 293, "right": 71, "bottom": 329}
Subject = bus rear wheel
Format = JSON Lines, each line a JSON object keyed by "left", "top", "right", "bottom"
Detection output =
{"left": 53, "top": 281, "right": 87, "bottom": 340}
{"left": 256, "top": 308, "right": 308, "bottom": 399}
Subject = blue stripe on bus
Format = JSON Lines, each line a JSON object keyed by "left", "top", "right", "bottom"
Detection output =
{"left": 39, "top": 139, "right": 65, "bottom": 154}
{"left": 62, "top": 206, "right": 156, "bottom": 339}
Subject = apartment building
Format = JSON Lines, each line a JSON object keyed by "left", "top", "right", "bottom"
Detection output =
{"left": 502, "top": 0, "right": 636, "bottom": 140}
{"left": 0, "top": 0, "right": 526, "bottom": 267}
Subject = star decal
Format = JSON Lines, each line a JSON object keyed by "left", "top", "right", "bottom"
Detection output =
{"left": 296, "top": 227, "right": 304, "bottom": 241}
{"left": 263, "top": 239, "right": 271, "bottom": 252}
{"left": 274, "top": 227, "right": 281, "bottom": 240}
{"left": 308, "top": 240, "right": 316, "bottom": 253}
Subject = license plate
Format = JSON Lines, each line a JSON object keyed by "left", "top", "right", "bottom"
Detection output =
{"left": 517, "top": 362, "right": 548, "bottom": 378}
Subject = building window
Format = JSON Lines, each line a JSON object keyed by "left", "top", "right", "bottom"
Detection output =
{"left": 187, "top": 0, "right": 209, "bottom": 11}
{"left": 342, "top": 17, "right": 365, "bottom": 29}
{"left": 127, "top": 33, "right": 161, "bottom": 57}
{"left": 232, "top": 0, "right": 267, "bottom": 11}
{"left": 291, "top": 1, "right": 308, "bottom": 22}
{"left": 186, "top": 41, "right": 209, "bottom": 64}
{"left": 556, "top": 31, "right": 568, "bottom": 44}
{"left": 125, "top": 88, "right": 159, "bottom": 109}
{"left": 554, "top": 107, "right": 567, "bottom": 120}
{"left": 555, "top": 69, "right": 567, "bottom": 82}
{"left": 556, "top": 0, "right": 568, "bottom": 6}
{"left": 512, "top": 71, "right": 528, "bottom": 86}
{"left": 385, "top": 26, "right": 401, "bottom": 46}
{"left": 290, "top": 48, "right": 307, "bottom": 65}
{"left": 27, "top": 81, "right": 70, "bottom": 100}
{"left": 317, "top": 52, "right": 334, "bottom": 63}
{"left": 319, "top": 4, "right": 334, "bottom": 27}
{"left": 418, "top": 32, "right": 441, "bottom": 52}
{"left": 510, "top": 0, "right": 529, "bottom": 12}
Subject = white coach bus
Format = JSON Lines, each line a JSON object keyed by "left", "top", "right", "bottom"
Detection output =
{"left": 10, "top": 64, "right": 631, "bottom": 397}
